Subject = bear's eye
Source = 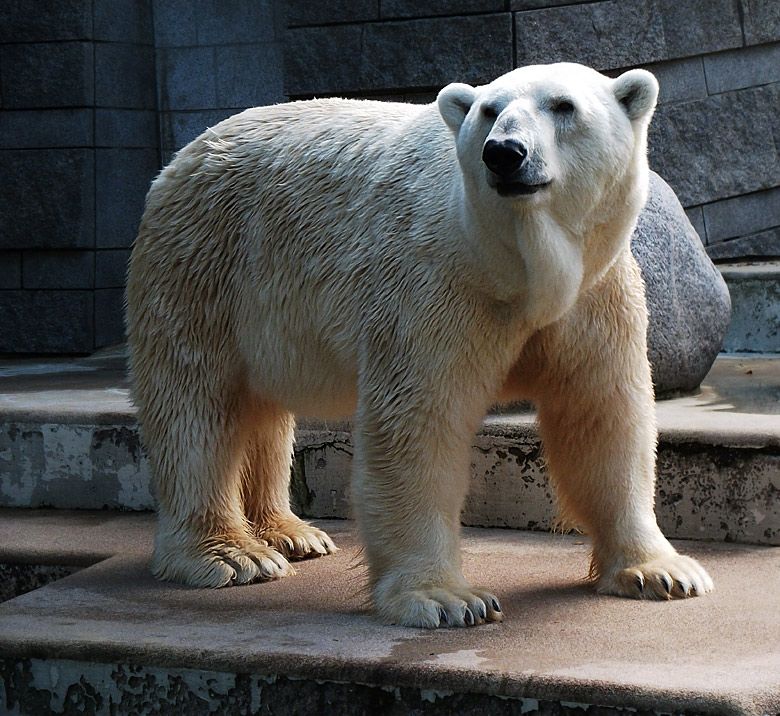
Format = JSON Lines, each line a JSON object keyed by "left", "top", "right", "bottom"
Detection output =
{"left": 481, "top": 105, "right": 499, "bottom": 121}
{"left": 550, "top": 98, "right": 575, "bottom": 117}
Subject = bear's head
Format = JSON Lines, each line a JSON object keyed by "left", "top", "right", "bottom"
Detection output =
{"left": 437, "top": 63, "right": 658, "bottom": 323}
{"left": 437, "top": 63, "right": 658, "bottom": 224}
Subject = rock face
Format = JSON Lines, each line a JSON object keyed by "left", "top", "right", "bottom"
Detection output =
{"left": 632, "top": 172, "right": 731, "bottom": 396}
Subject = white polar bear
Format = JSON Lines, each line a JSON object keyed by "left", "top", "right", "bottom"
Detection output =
{"left": 126, "top": 62, "right": 713, "bottom": 629}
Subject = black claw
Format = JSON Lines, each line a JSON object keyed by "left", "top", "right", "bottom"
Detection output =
{"left": 478, "top": 602, "right": 487, "bottom": 620}
{"left": 222, "top": 555, "right": 243, "bottom": 574}
{"left": 438, "top": 608, "right": 448, "bottom": 626}
{"left": 464, "top": 607, "right": 474, "bottom": 626}
{"left": 636, "top": 574, "right": 645, "bottom": 593}
{"left": 491, "top": 598, "right": 502, "bottom": 613}
{"left": 676, "top": 580, "right": 688, "bottom": 595}
{"left": 660, "top": 575, "right": 672, "bottom": 594}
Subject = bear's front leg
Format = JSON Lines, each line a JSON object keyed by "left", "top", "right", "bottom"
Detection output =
{"left": 352, "top": 364, "right": 504, "bottom": 628}
{"left": 513, "top": 249, "right": 713, "bottom": 599}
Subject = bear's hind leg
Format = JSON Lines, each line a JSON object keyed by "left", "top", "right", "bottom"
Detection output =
{"left": 241, "top": 404, "right": 337, "bottom": 560}
{"left": 145, "top": 376, "right": 294, "bottom": 588}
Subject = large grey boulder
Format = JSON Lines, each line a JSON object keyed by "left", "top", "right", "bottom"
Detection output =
{"left": 632, "top": 172, "right": 731, "bottom": 396}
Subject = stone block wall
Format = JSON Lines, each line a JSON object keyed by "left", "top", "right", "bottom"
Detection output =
{"left": 0, "top": 0, "right": 778, "bottom": 352}
{"left": 0, "top": 0, "right": 157, "bottom": 352}
{"left": 285, "top": 0, "right": 780, "bottom": 262}
{"left": 153, "top": 0, "right": 286, "bottom": 165}
{"left": 0, "top": 0, "right": 285, "bottom": 353}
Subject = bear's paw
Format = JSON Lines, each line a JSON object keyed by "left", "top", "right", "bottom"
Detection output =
{"left": 254, "top": 515, "right": 338, "bottom": 561}
{"left": 152, "top": 538, "right": 294, "bottom": 588}
{"left": 599, "top": 553, "right": 713, "bottom": 600}
{"left": 375, "top": 583, "right": 504, "bottom": 629}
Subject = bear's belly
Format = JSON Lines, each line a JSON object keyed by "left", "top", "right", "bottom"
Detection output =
{"left": 284, "top": 390, "right": 359, "bottom": 420}
{"left": 242, "top": 335, "right": 360, "bottom": 419}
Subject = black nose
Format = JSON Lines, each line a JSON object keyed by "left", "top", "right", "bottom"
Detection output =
{"left": 482, "top": 138, "right": 527, "bottom": 177}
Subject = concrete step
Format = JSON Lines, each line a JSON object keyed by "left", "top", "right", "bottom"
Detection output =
{"left": 1, "top": 349, "right": 779, "bottom": 545}
{"left": 1, "top": 509, "right": 779, "bottom": 716}
{"left": 719, "top": 261, "right": 780, "bottom": 353}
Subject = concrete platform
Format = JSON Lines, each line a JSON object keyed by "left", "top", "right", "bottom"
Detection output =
{"left": 1, "top": 349, "right": 779, "bottom": 544}
{"left": 720, "top": 262, "right": 780, "bottom": 353}
{"left": 1, "top": 509, "right": 779, "bottom": 716}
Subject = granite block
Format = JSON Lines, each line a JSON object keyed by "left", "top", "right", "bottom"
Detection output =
{"left": 707, "top": 228, "right": 780, "bottom": 261}
{"left": 360, "top": 14, "right": 513, "bottom": 91}
{"left": 288, "top": 14, "right": 514, "bottom": 96}
{"left": 95, "top": 288, "right": 127, "bottom": 347}
{"left": 685, "top": 206, "right": 707, "bottom": 242}
{"left": 703, "top": 186, "right": 780, "bottom": 244}
{"left": 0, "top": 1, "right": 92, "bottom": 43}
{"left": 285, "top": 25, "right": 363, "bottom": 96}
{"left": 381, "top": 0, "right": 504, "bottom": 17}
{"left": 658, "top": 0, "right": 742, "bottom": 58}
{"left": 0, "top": 290, "right": 94, "bottom": 353}
{"left": 704, "top": 42, "right": 780, "bottom": 95}
{"left": 22, "top": 250, "right": 94, "bottom": 290}
{"left": 0, "top": 109, "right": 93, "bottom": 149}
{"left": 156, "top": 47, "right": 217, "bottom": 110}
{"left": 288, "top": 0, "right": 379, "bottom": 26}
{"left": 741, "top": 0, "right": 780, "bottom": 45}
{"left": 511, "top": 0, "right": 604, "bottom": 7}
{"left": 152, "top": 0, "right": 197, "bottom": 46}
{"left": 514, "top": 0, "right": 665, "bottom": 71}
{"left": 95, "top": 149, "right": 158, "bottom": 249}
{"left": 95, "top": 109, "right": 158, "bottom": 149}
{"left": 0, "top": 42, "right": 94, "bottom": 109}
{"left": 215, "top": 43, "right": 285, "bottom": 109}
{"left": 0, "top": 251, "right": 21, "bottom": 289}
{"left": 94, "top": 0, "right": 154, "bottom": 43}
{"left": 95, "top": 249, "right": 131, "bottom": 288}
{"left": 159, "top": 109, "right": 233, "bottom": 151}
{"left": 646, "top": 57, "right": 708, "bottom": 105}
{"left": 195, "top": 0, "right": 275, "bottom": 44}
{"left": 95, "top": 44, "right": 156, "bottom": 109}
{"left": 648, "top": 85, "right": 780, "bottom": 206}
{"left": 632, "top": 172, "right": 731, "bottom": 395}
{"left": 0, "top": 149, "right": 94, "bottom": 250}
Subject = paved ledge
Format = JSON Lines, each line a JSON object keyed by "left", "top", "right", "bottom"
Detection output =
{"left": 1, "top": 510, "right": 779, "bottom": 716}
{"left": 1, "top": 349, "right": 778, "bottom": 443}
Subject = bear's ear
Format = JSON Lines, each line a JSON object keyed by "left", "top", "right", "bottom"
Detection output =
{"left": 613, "top": 69, "right": 659, "bottom": 123}
{"left": 437, "top": 82, "right": 477, "bottom": 133}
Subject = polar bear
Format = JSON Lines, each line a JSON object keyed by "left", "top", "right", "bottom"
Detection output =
{"left": 126, "top": 62, "right": 713, "bottom": 628}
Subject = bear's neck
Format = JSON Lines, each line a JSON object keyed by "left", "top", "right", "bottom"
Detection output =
{"left": 454, "top": 195, "right": 586, "bottom": 328}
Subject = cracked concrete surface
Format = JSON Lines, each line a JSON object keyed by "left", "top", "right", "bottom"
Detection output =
{"left": 0, "top": 511, "right": 779, "bottom": 715}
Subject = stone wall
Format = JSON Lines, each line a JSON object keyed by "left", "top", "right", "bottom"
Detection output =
{"left": 153, "top": 0, "right": 286, "bottom": 166}
{"left": 0, "top": 0, "right": 778, "bottom": 352}
{"left": 0, "top": 0, "right": 157, "bottom": 352}
{"left": 0, "top": 0, "right": 285, "bottom": 353}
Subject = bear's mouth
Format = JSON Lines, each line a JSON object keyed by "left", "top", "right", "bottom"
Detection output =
{"left": 494, "top": 180, "right": 551, "bottom": 197}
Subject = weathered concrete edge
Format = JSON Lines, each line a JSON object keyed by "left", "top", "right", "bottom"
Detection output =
{"left": 0, "top": 411, "right": 137, "bottom": 426}
{"left": 0, "top": 620, "right": 758, "bottom": 716}
{"left": 480, "top": 417, "right": 780, "bottom": 451}
{"left": 0, "top": 655, "right": 756, "bottom": 716}
{"left": 2, "top": 658, "right": 674, "bottom": 716}
{"left": 0, "top": 550, "right": 112, "bottom": 568}
{"left": 719, "top": 262, "right": 780, "bottom": 279}
{"left": 4, "top": 410, "right": 778, "bottom": 449}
